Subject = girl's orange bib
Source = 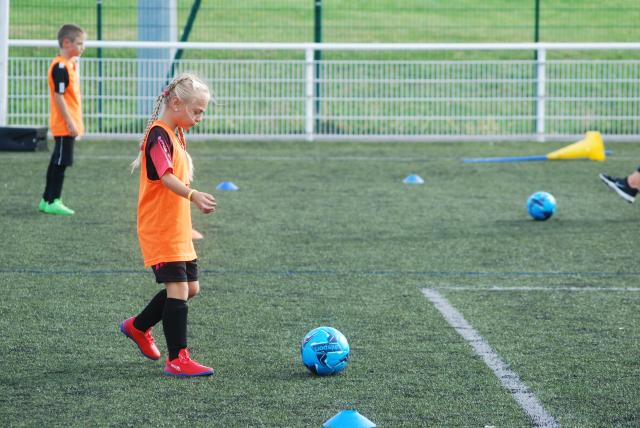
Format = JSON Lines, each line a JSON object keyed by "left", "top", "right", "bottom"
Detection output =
{"left": 137, "top": 121, "right": 195, "bottom": 267}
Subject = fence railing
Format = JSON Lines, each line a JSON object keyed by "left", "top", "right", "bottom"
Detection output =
{"left": 3, "top": 41, "right": 640, "bottom": 141}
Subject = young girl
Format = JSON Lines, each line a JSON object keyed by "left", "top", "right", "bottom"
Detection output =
{"left": 120, "top": 73, "right": 217, "bottom": 377}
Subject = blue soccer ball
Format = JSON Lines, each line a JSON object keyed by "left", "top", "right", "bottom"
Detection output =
{"left": 300, "top": 326, "right": 350, "bottom": 376}
{"left": 527, "top": 191, "right": 557, "bottom": 221}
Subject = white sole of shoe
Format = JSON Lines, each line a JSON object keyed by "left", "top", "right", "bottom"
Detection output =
{"left": 599, "top": 174, "right": 635, "bottom": 203}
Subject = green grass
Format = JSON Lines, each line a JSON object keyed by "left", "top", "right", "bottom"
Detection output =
{"left": 10, "top": 0, "right": 640, "bottom": 43}
{"left": 9, "top": 0, "right": 640, "bottom": 60}
{"left": 1, "top": 139, "right": 640, "bottom": 426}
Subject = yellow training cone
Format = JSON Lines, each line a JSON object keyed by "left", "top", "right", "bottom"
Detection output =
{"left": 546, "top": 131, "right": 606, "bottom": 161}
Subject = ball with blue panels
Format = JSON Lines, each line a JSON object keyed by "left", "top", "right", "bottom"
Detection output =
{"left": 301, "top": 326, "right": 350, "bottom": 376}
{"left": 527, "top": 191, "right": 557, "bottom": 221}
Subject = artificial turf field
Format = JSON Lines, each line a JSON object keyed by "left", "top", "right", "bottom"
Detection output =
{"left": 1, "top": 139, "right": 639, "bottom": 427}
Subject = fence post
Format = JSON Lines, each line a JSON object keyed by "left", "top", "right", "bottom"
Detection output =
{"left": 535, "top": 46, "right": 546, "bottom": 142}
{"left": 305, "top": 47, "right": 315, "bottom": 141}
{"left": 137, "top": 0, "right": 177, "bottom": 118}
{"left": 166, "top": 0, "right": 202, "bottom": 83}
{"left": 0, "top": 0, "right": 10, "bottom": 126}
{"left": 96, "top": 0, "right": 103, "bottom": 133}
{"left": 533, "top": 0, "right": 540, "bottom": 55}
{"left": 314, "top": 0, "right": 322, "bottom": 133}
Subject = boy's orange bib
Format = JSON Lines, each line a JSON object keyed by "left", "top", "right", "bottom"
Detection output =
{"left": 137, "top": 121, "right": 195, "bottom": 267}
{"left": 48, "top": 55, "right": 84, "bottom": 136}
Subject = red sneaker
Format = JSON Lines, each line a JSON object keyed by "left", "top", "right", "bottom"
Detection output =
{"left": 119, "top": 317, "right": 161, "bottom": 360}
{"left": 164, "top": 348, "right": 214, "bottom": 377}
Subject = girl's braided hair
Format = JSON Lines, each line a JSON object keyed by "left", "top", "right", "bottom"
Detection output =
{"left": 130, "top": 73, "right": 211, "bottom": 181}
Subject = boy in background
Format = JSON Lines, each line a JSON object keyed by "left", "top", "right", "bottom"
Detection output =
{"left": 39, "top": 24, "right": 86, "bottom": 215}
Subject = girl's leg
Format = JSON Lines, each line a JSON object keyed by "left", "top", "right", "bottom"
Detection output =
{"left": 162, "top": 280, "right": 213, "bottom": 376}
{"left": 163, "top": 282, "right": 189, "bottom": 360}
{"left": 188, "top": 281, "right": 200, "bottom": 299}
{"left": 128, "top": 279, "right": 196, "bottom": 333}
{"left": 133, "top": 289, "right": 167, "bottom": 331}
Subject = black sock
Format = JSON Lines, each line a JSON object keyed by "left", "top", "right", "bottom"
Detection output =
{"left": 133, "top": 289, "right": 167, "bottom": 331}
{"left": 162, "top": 298, "right": 188, "bottom": 361}
{"left": 43, "top": 163, "right": 55, "bottom": 201}
{"left": 43, "top": 164, "right": 66, "bottom": 202}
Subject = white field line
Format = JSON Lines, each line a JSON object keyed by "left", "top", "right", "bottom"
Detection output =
{"left": 422, "top": 288, "right": 559, "bottom": 428}
{"left": 433, "top": 286, "right": 640, "bottom": 292}
{"left": 0, "top": 153, "right": 438, "bottom": 162}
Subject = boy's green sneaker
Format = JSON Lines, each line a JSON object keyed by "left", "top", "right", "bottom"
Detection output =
{"left": 38, "top": 198, "right": 47, "bottom": 212}
{"left": 44, "top": 199, "right": 75, "bottom": 216}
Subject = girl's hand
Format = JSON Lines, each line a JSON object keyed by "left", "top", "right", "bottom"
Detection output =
{"left": 192, "top": 191, "right": 217, "bottom": 214}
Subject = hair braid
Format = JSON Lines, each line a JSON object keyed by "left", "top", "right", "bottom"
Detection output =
{"left": 130, "top": 93, "right": 165, "bottom": 173}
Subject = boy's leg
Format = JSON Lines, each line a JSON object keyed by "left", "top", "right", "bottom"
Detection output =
{"left": 42, "top": 136, "right": 75, "bottom": 215}
{"left": 42, "top": 162, "right": 55, "bottom": 203}
{"left": 41, "top": 138, "right": 64, "bottom": 207}
{"left": 47, "top": 164, "right": 67, "bottom": 202}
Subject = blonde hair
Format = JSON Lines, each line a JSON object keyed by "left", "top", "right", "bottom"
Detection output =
{"left": 131, "top": 73, "right": 212, "bottom": 181}
{"left": 57, "top": 24, "right": 85, "bottom": 48}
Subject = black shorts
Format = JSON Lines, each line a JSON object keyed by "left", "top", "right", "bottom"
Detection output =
{"left": 50, "top": 136, "right": 75, "bottom": 166}
{"left": 151, "top": 260, "right": 198, "bottom": 284}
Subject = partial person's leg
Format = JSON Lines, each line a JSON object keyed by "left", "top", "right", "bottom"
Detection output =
{"left": 599, "top": 169, "right": 639, "bottom": 203}
{"left": 188, "top": 281, "right": 200, "bottom": 299}
{"left": 627, "top": 169, "right": 640, "bottom": 189}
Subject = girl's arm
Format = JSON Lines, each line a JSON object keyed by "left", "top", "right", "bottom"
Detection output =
{"left": 160, "top": 173, "right": 217, "bottom": 214}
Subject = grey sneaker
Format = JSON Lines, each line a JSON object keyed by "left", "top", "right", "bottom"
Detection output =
{"left": 599, "top": 173, "right": 637, "bottom": 203}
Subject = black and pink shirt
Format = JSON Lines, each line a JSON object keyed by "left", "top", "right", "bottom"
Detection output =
{"left": 145, "top": 126, "right": 175, "bottom": 180}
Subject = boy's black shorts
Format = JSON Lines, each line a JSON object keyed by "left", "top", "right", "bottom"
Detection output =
{"left": 50, "top": 136, "right": 75, "bottom": 166}
{"left": 151, "top": 260, "right": 198, "bottom": 284}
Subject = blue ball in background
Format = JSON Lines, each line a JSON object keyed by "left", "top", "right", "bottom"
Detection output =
{"left": 300, "top": 326, "right": 350, "bottom": 376}
{"left": 527, "top": 191, "right": 557, "bottom": 221}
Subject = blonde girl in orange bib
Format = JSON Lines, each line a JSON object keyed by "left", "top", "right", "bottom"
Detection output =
{"left": 120, "top": 73, "right": 217, "bottom": 377}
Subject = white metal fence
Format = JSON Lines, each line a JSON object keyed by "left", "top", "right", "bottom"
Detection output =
{"left": 3, "top": 41, "right": 640, "bottom": 141}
